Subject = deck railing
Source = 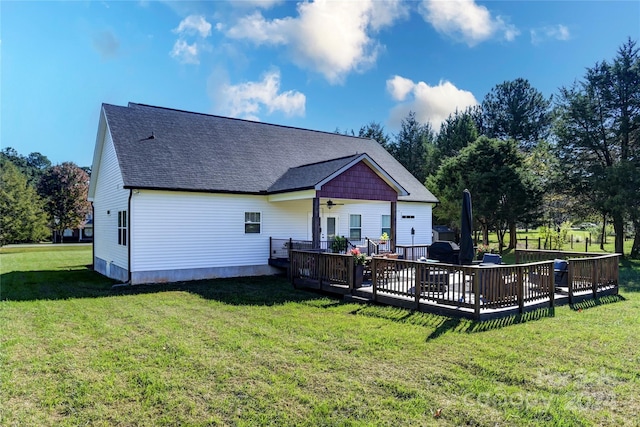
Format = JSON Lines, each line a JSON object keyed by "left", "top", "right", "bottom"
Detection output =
{"left": 395, "top": 245, "right": 430, "bottom": 261}
{"left": 515, "top": 249, "right": 619, "bottom": 303}
{"left": 515, "top": 249, "right": 597, "bottom": 264}
{"left": 290, "top": 249, "right": 619, "bottom": 319}
{"left": 290, "top": 250, "right": 559, "bottom": 319}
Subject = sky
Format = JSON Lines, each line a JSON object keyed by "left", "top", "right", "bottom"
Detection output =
{"left": 2, "top": 1, "right": 639, "bottom": 168}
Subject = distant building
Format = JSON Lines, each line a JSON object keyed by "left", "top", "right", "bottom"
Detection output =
{"left": 432, "top": 225, "right": 455, "bottom": 242}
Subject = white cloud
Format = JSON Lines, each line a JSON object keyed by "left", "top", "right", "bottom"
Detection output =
{"left": 531, "top": 24, "right": 571, "bottom": 45}
{"left": 170, "top": 15, "right": 212, "bottom": 64}
{"left": 386, "top": 75, "right": 415, "bottom": 101}
{"left": 419, "top": 0, "right": 519, "bottom": 46}
{"left": 170, "top": 39, "right": 199, "bottom": 64}
{"left": 386, "top": 76, "right": 478, "bottom": 132}
{"left": 211, "top": 69, "right": 306, "bottom": 120}
{"left": 173, "top": 15, "right": 212, "bottom": 38}
{"left": 220, "top": 0, "right": 408, "bottom": 84}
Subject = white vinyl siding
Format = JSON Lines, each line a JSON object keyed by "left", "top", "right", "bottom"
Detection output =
{"left": 130, "top": 192, "right": 310, "bottom": 272}
{"left": 92, "top": 124, "right": 129, "bottom": 272}
{"left": 396, "top": 202, "right": 433, "bottom": 246}
{"left": 311, "top": 201, "right": 432, "bottom": 246}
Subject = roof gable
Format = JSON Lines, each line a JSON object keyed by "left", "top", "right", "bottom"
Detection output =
{"left": 99, "top": 103, "right": 438, "bottom": 203}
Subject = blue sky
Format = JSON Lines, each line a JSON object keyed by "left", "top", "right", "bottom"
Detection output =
{"left": 2, "top": 1, "right": 639, "bottom": 168}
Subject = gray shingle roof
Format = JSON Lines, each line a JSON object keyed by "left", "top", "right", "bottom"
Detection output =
{"left": 102, "top": 103, "right": 438, "bottom": 203}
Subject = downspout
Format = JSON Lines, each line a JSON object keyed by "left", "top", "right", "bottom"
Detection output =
{"left": 128, "top": 189, "right": 133, "bottom": 284}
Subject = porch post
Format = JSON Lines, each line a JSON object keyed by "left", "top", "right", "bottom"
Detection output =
{"left": 312, "top": 197, "right": 321, "bottom": 250}
{"left": 390, "top": 201, "right": 397, "bottom": 253}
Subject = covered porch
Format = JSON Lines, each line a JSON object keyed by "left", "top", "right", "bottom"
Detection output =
{"left": 288, "top": 249, "right": 620, "bottom": 320}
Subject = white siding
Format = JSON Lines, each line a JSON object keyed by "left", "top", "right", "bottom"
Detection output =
{"left": 92, "top": 125, "right": 130, "bottom": 276}
{"left": 130, "top": 194, "right": 433, "bottom": 273}
{"left": 298, "top": 200, "right": 433, "bottom": 245}
{"left": 131, "top": 192, "right": 311, "bottom": 272}
{"left": 397, "top": 202, "right": 433, "bottom": 246}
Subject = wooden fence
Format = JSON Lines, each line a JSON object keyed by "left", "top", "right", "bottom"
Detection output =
{"left": 290, "top": 249, "right": 619, "bottom": 320}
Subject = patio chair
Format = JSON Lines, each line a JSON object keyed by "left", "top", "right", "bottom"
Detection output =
{"left": 480, "top": 253, "right": 502, "bottom": 265}
{"left": 554, "top": 259, "right": 568, "bottom": 288}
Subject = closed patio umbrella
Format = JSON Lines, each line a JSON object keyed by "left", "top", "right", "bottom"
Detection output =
{"left": 459, "top": 189, "right": 474, "bottom": 265}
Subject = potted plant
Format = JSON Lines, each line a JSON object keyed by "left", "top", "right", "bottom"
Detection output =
{"left": 350, "top": 248, "right": 367, "bottom": 287}
{"left": 331, "top": 236, "right": 347, "bottom": 253}
{"left": 379, "top": 232, "right": 389, "bottom": 245}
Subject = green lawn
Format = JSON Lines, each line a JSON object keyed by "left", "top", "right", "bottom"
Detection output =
{"left": 1, "top": 246, "right": 639, "bottom": 426}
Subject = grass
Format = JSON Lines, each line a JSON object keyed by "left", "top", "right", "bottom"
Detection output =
{"left": 496, "top": 229, "right": 634, "bottom": 256}
{"left": 1, "top": 245, "right": 639, "bottom": 426}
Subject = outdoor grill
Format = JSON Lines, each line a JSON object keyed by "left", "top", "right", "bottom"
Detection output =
{"left": 428, "top": 241, "right": 460, "bottom": 264}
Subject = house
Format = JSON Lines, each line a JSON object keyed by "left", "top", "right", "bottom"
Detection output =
{"left": 57, "top": 215, "right": 93, "bottom": 243}
{"left": 88, "top": 103, "right": 439, "bottom": 284}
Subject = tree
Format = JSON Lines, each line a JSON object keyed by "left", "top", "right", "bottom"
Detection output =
{"left": 389, "top": 111, "right": 435, "bottom": 184}
{"left": 37, "top": 162, "right": 91, "bottom": 243}
{"left": 482, "top": 78, "right": 552, "bottom": 151}
{"left": 428, "top": 137, "right": 541, "bottom": 251}
{"left": 1, "top": 147, "right": 51, "bottom": 187}
{"left": 481, "top": 78, "right": 552, "bottom": 248}
{"left": 554, "top": 38, "right": 640, "bottom": 257}
{"left": 437, "top": 107, "right": 480, "bottom": 159}
{"left": 358, "top": 122, "right": 391, "bottom": 150}
{"left": 0, "top": 158, "right": 49, "bottom": 245}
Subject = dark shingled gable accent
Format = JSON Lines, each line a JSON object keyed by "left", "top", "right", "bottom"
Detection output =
{"left": 317, "top": 161, "right": 398, "bottom": 202}
{"left": 101, "top": 103, "right": 438, "bottom": 203}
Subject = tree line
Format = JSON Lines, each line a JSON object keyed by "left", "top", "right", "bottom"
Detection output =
{"left": 0, "top": 148, "right": 90, "bottom": 245}
{"left": 346, "top": 38, "right": 639, "bottom": 258}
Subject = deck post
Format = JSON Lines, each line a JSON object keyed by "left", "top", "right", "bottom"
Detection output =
{"left": 473, "top": 270, "right": 480, "bottom": 320}
{"left": 549, "top": 261, "right": 555, "bottom": 308}
{"left": 517, "top": 266, "right": 524, "bottom": 314}
{"left": 567, "top": 262, "right": 574, "bottom": 304}
{"left": 390, "top": 201, "right": 397, "bottom": 253}
{"left": 372, "top": 258, "right": 378, "bottom": 302}
{"left": 592, "top": 258, "right": 599, "bottom": 298}
{"left": 288, "top": 238, "right": 293, "bottom": 283}
{"left": 312, "top": 197, "right": 320, "bottom": 250}
{"left": 349, "top": 256, "right": 355, "bottom": 293}
{"left": 415, "top": 264, "right": 421, "bottom": 310}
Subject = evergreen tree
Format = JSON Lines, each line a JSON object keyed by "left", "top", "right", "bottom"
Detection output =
{"left": 428, "top": 137, "right": 541, "bottom": 251}
{"left": 358, "top": 122, "right": 391, "bottom": 150}
{"left": 389, "top": 111, "right": 434, "bottom": 184}
{"left": 0, "top": 158, "right": 49, "bottom": 245}
{"left": 555, "top": 38, "right": 640, "bottom": 257}
{"left": 1, "top": 147, "right": 51, "bottom": 187}
{"left": 482, "top": 78, "right": 552, "bottom": 151}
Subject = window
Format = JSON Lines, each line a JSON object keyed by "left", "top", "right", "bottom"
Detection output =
{"left": 381, "top": 215, "right": 391, "bottom": 238}
{"left": 245, "top": 212, "right": 261, "bottom": 234}
{"left": 118, "top": 211, "right": 127, "bottom": 246}
{"left": 349, "top": 214, "right": 361, "bottom": 241}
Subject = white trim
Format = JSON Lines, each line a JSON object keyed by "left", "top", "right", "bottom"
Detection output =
{"left": 88, "top": 107, "right": 108, "bottom": 201}
{"left": 267, "top": 189, "right": 315, "bottom": 202}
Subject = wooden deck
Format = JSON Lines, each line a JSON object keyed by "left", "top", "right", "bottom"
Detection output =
{"left": 289, "top": 249, "right": 620, "bottom": 320}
